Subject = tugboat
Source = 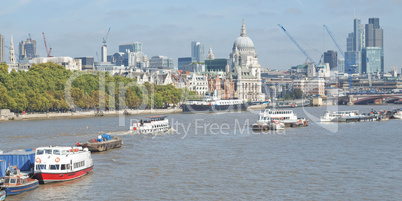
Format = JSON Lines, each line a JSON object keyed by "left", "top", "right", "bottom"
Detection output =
{"left": 78, "top": 134, "right": 122, "bottom": 152}
{"left": 0, "top": 166, "right": 39, "bottom": 196}
{"left": 129, "top": 115, "right": 173, "bottom": 134}
{"left": 181, "top": 90, "right": 248, "bottom": 113}
{"left": 34, "top": 146, "right": 93, "bottom": 183}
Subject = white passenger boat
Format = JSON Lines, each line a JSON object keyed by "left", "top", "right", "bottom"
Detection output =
{"left": 129, "top": 115, "right": 172, "bottom": 134}
{"left": 34, "top": 146, "right": 93, "bottom": 184}
{"left": 256, "top": 109, "right": 309, "bottom": 127}
{"left": 320, "top": 110, "right": 370, "bottom": 122}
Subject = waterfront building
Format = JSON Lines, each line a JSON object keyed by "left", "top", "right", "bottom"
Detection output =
{"left": 293, "top": 78, "right": 325, "bottom": 96}
{"left": 324, "top": 50, "right": 337, "bottom": 70}
{"left": 149, "top": 56, "right": 174, "bottom": 69}
{"left": 119, "top": 42, "right": 142, "bottom": 53}
{"left": 188, "top": 74, "right": 208, "bottom": 95}
{"left": 226, "top": 20, "right": 265, "bottom": 102}
{"left": 19, "top": 36, "right": 37, "bottom": 60}
{"left": 191, "top": 41, "right": 205, "bottom": 63}
{"left": 0, "top": 34, "right": 4, "bottom": 62}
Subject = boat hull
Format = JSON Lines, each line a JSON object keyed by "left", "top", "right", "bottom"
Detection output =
{"left": 80, "top": 138, "right": 122, "bottom": 152}
{"left": 182, "top": 103, "right": 248, "bottom": 113}
{"left": 1, "top": 190, "right": 6, "bottom": 200}
{"left": 34, "top": 165, "right": 93, "bottom": 184}
{"left": 4, "top": 180, "right": 39, "bottom": 196}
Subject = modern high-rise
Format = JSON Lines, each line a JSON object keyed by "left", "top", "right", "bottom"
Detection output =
{"left": 191, "top": 41, "right": 205, "bottom": 63}
{"left": 178, "top": 57, "right": 192, "bottom": 71}
{"left": 0, "top": 34, "right": 4, "bottom": 62}
{"left": 19, "top": 37, "right": 37, "bottom": 60}
{"left": 323, "top": 50, "right": 337, "bottom": 70}
{"left": 119, "top": 42, "right": 142, "bottom": 53}
{"left": 362, "top": 18, "right": 384, "bottom": 73}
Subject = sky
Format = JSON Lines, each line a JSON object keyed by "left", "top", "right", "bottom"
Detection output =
{"left": 1, "top": 0, "right": 401, "bottom": 71}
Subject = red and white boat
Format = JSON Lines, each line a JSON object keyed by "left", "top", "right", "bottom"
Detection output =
{"left": 33, "top": 146, "right": 93, "bottom": 184}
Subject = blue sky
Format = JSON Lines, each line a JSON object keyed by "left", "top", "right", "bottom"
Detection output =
{"left": 1, "top": 0, "right": 401, "bottom": 71}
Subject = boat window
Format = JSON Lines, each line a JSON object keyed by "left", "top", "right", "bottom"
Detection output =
{"left": 17, "top": 178, "right": 20, "bottom": 184}
{"left": 61, "top": 164, "right": 66, "bottom": 170}
{"left": 53, "top": 150, "right": 60, "bottom": 155}
{"left": 36, "top": 149, "right": 44, "bottom": 155}
{"left": 45, "top": 149, "right": 52, "bottom": 154}
{"left": 37, "top": 164, "right": 46, "bottom": 170}
{"left": 61, "top": 150, "right": 67, "bottom": 155}
{"left": 4, "top": 178, "right": 10, "bottom": 183}
{"left": 10, "top": 178, "right": 16, "bottom": 184}
{"left": 50, "top": 164, "right": 60, "bottom": 170}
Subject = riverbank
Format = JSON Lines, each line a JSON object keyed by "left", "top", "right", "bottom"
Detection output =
{"left": 0, "top": 108, "right": 183, "bottom": 122}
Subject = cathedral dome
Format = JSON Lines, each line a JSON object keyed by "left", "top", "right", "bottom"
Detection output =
{"left": 232, "top": 20, "right": 255, "bottom": 52}
{"left": 233, "top": 36, "right": 254, "bottom": 50}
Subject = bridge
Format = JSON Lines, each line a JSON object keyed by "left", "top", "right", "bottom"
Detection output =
{"left": 338, "top": 93, "right": 402, "bottom": 105}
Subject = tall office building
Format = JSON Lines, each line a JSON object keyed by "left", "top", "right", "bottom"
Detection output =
{"left": 362, "top": 18, "right": 384, "bottom": 73}
{"left": 191, "top": 41, "right": 205, "bottom": 63}
{"left": 323, "top": 50, "right": 337, "bottom": 70}
{"left": 178, "top": 57, "right": 192, "bottom": 71}
{"left": 0, "top": 34, "right": 4, "bottom": 62}
{"left": 19, "top": 36, "right": 37, "bottom": 60}
{"left": 119, "top": 42, "right": 142, "bottom": 53}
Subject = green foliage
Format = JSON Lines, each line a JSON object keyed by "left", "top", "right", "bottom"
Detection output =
{"left": 0, "top": 62, "right": 185, "bottom": 112}
{"left": 283, "top": 89, "right": 304, "bottom": 100}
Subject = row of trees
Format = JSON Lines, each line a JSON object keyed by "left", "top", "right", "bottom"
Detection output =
{"left": 0, "top": 62, "right": 186, "bottom": 113}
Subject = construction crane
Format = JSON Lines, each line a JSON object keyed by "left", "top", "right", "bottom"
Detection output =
{"left": 96, "top": 52, "right": 99, "bottom": 62}
{"left": 42, "top": 32, "right": 52, "bottom": 57}
{"left": 278, "top": 24, "right": 316, "bottom": 64}
{"left": 323, "top": 25, "right": 355, "bottom": 90}
{"left": 278, "top": 24, "right": 323, "bottom": 78}
{"left": 102, "top": 27, "right": 111, "bottom": 46}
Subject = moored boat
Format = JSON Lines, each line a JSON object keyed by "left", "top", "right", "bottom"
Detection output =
{"left": 320, "top": 110, "right": 369, "bottom": 122}
{"left": 0, "top": 166, "right": 39, "bottom": 196}
{"left": 129, "top": 115, "right": 173, "bottom": 134}
{"left": 181, "top": 90, "right": 248, "bottom": 113}
{"left": 78, "top": 134, "right": 122, "bottom": 152}
{"left": 34, "top": 146, "right": 93, "bottom": 184}
{"left": 393, "top": 110, "right": 402, "bottom": 119}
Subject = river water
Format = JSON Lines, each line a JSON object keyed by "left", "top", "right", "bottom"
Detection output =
{"left": 1, "top": 105, "right": 401, "bottom": 200}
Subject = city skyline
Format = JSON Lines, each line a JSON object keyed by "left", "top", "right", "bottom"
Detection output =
{"left": 1, "top": 0, "right": 401, "bottom": 71}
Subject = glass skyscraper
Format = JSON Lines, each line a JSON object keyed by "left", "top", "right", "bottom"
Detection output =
{"left": 191, "top": 41, "right": 205, "bottom": 63}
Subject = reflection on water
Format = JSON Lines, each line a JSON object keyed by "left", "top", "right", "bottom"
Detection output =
{"left": 1, "top": 105, "right": 402, "bottom": 200}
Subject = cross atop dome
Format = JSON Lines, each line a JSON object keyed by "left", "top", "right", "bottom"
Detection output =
{"left": 241, "top": 19, "right": 246, "bottom": 37}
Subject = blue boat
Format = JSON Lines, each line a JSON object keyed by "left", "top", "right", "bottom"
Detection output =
{"left": 0, "top": 190, "right": 5, "bottom": 201}
{"left": 1, "top": 166, "right": 39, "bottom": 196}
